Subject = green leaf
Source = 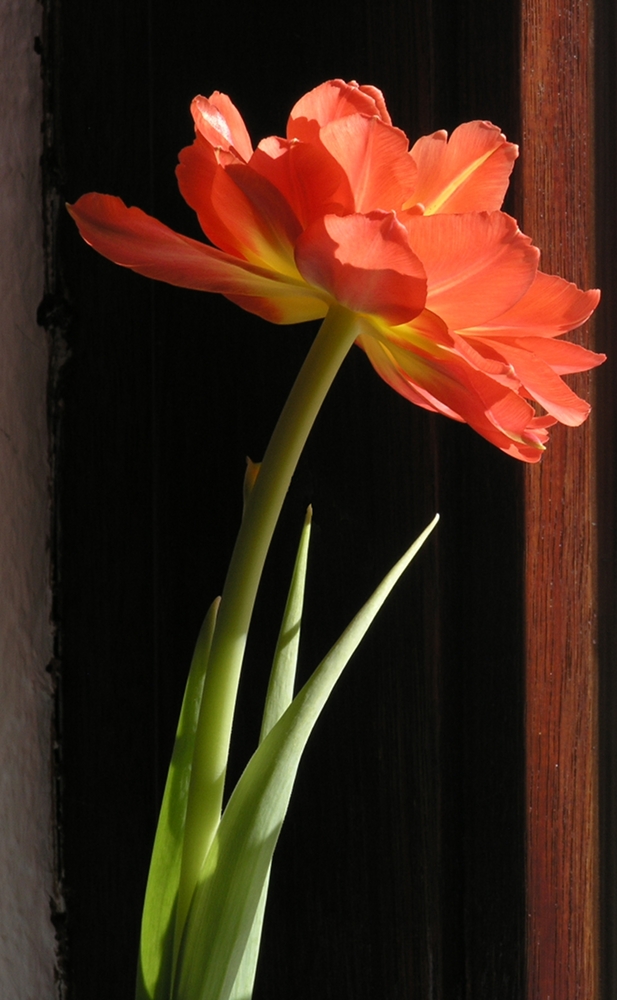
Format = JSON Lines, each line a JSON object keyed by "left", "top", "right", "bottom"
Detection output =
{"left": 174, "top": 515, "right": 439, "bottom": 1000}
{"left": 259, "top": 505, "right": 312, "bottom": 743}
{"left": 136, "top": 598, "right": 220, "bottom": 1000}
{"left": 228, "top": 506, "right": 312, "bottom": 1000}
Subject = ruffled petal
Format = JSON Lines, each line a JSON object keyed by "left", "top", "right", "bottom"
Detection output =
{"left": 67, "top": 194, "right": 328, "bottom": 323}
{"left": 379, "top": 311, "right": 521, "bottom": 390}
{"left": 464, "top": 336, "right": 604, "bottom": 425}
{"left": 464, "top": 270, "right": 600, "bottom": 337}
{"left": 287, "top": 79, "right": 389, "bottom": 142}
{"left": 294, "top": 212, "right": 427, "bottom": 324}
{"left": 177, "top": 135, "right": 302, "bottom": 273}
{"left": 405, "top": 211, "right": 539, "bottom": 328}
{"left": 249, "top": 135, "right": 354, "bottom": 226}
{"left": 495, "top": 345, "right": 591, "bottom": 425}
{"left": 191, "top": 93, "right": 253, "bottom": 162}
{"left": 408, "top": 121, "right": 518, "bottom": 214}
{"left": 318, "top": 114, "right": 417, "bottom": 213}
{"left": 176, "top": 135, "right": 247, "bottom": 255}
{"left": 357, "top": 332, "right": 454, "bottom": 417}
{"left": 358, "top": 324, "right": 554, "bottom": 461}
{"left": 357, "top": 84, "right": 392, "bottom": 124}
{"left": 511, "top": 336, "right": 605, "bottom": 375}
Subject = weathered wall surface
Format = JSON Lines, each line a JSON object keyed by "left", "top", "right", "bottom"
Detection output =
{"left": 0, "top": 0, "right": 56, "bottom": 995}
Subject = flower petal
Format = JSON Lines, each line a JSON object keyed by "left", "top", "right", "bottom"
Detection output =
{"left": 249, "top": 135, "right": 354, "bottom": 226}
{"left": 408, "top": 121, "right": 518, "bottom": 214}
{"left": 358, "top": 324, "right": 555, "bottom": 461}
{"left": 464, "top": 270, "right": 600, "bottom": 337}
{"left": 294, "top": 212, "right": 427, "bottom": 324}
{"left": 487, "top": 342, "right": 592, "bottom": 425}
{"left": 67, "top": 194, "right": 328, "bottom": 323}
{"left": 356, "top": 84, "right": 392, "bottom": 124}
{"left": 287, "top": 79, "right": 389, "bottom": 142}
{"left": 177, "top": 136, "right": 302, "bottom": 273}
{"left": 319, "top": 114, "right": 417, "bottom": 213}
{"left": 465, "top": 336, "right": 605, "bottom": 425}
{"left": 191, "top": 93, "right": 253, "bottom": 163}
{"left": 512, "top": 336, "right": 605, "bottom": 375}
{"left": 405, "top": 212, "right": 539, "bottom": 328}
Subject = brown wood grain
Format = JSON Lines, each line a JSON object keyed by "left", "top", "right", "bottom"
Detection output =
{"left": 521, "top": 1, "right": 600, "bottom": 997}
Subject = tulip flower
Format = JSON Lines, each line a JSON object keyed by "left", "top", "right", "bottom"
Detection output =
{"left": 68, "top": 81, "right": 604, "bottom": 1000}
{"left": 69, "top": 78, "right": 603, "bottom": 463}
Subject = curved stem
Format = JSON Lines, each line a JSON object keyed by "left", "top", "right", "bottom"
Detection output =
{"left": 175, "top": 304, "right": 362, "bottom": 952}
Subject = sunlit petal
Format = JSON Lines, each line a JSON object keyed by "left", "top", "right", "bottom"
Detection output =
{"left": 465, "top": 336, "right": 604, "bottom": 425}
{"left": 191, "top": 93, "right": 253, "bottom": 162}
{"left": 287, "top": 79, "right": 388, "bottom": 142}
{"left": 464, "top": 270, "right": 600, "bottom": 337}
{"left": 405, "top": 212, "right": 539, "bottom": 328}
{"left": 295, "top": 212, "right": 427, "bottom": 324}
{"left": 487, "top": 343, "right": 592, "bottom": 425}
{"left": 177, "top": 136, "right": 302, "bottom": 273}
{"left": 408, "top": 121, "right": 518, "bottom": 214}
{"left": 359, "top": 327, "right": 554, "bottom": 461}
{"left": 511, "top": 336, "right": 605, "bottom": 375}
{"left": 250, "top": 136, "right": 354, "bottom": 225}
{"left": 319, "top": 115, "right": 417, "bottom": 213}
{"left": 357, "top": 84, "right": 392, "bottom": 124}
{"left": 67, "top": 194, "right": 328, "bottom": 323}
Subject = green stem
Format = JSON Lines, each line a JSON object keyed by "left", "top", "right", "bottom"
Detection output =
{"left": 174, "top": 304, "right": 361, "bottom": 952}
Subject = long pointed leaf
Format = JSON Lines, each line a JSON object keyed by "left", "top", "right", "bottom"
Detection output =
{"left": 260, "top": 505, "right": 312, "bottom": 743}
{"left": 136, "top": 598, "right": 220, "bottom": 1000}
{"left": 174, "top": 515, "right": 439, "bottom": 1000}
{"left": 229, "top": 506, "right": 312, "bottom": 1000}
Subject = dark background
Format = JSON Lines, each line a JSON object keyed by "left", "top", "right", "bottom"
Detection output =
{"left": 42, "top": 1, "right": 536, "bottom": 997}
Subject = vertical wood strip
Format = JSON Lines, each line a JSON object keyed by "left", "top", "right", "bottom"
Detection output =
{"left": 595, "top": 1, "right": 617, "bottom": 989}
{"left": 521, "top": 1, "right": 599, "bottom": 998}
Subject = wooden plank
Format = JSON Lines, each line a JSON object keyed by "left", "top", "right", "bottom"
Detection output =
{"left": 595, "top": 0, "right": 617, "bottom": 991}
{"left": 520, "top": 1, "right": 600, "bottom": 997}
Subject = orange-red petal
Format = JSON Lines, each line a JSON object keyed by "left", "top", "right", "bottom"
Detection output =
{"left": 294, "top": 212, "right": 427, "bottom": 324}
{"left": 408, "top": 121, "right": 518, "bottom": 214}
{"left": 356, "top": 84, "right": 392, "bottom": 124}
{"left": 358, "top": 326, "right": 555, "bottom": 461}
{"left": 405, "top": 212, "right": 539, "bottom": 328}
{"left": 249, "top": 135, "right": 354, "bottom": 226}
{"left": 67, "top": 194, "right": 328, "bottom": 323}
{"left": 177, "top": 136, "right": 302, "bottom": 272}
{"left": 287, "top": 79, "right": 390, "bottom": 143}
{"left": 318, "top": 114, "right": 417, "bottom": 213}
{"left": 461, "top": 332, "right": 605, "bottom": 425}
{"left": 511, "top": 336, "right": 605, "bottom": 375}
{"left": 476, "top": 340, "right": 592, "bottom": 425}
{"left": 191, "top": 93, "right": 253, "bottom": 162}
{"left": 464, "top": 270, "right": 600, "bottom": 338}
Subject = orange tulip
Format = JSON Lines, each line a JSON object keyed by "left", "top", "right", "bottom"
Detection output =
{"left": 68, "top": 79, "right": 603, "bottom": 461}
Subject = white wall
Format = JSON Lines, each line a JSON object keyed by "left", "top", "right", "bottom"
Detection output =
{"left": 0, "top": 0, "right": 57, "bottom": 995}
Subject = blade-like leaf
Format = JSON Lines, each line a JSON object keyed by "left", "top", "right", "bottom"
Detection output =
{"left": 229, "top": 506, "right": 312, "bottom": 1000}
{"left": 174, "top": 515, "right": 439, "bottom": 1000}
{"left": 136, "top": 598, "right": 220, "bottom": 1000}
{"left": 260, "top": 505, "right": 312, "bottom": 743}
